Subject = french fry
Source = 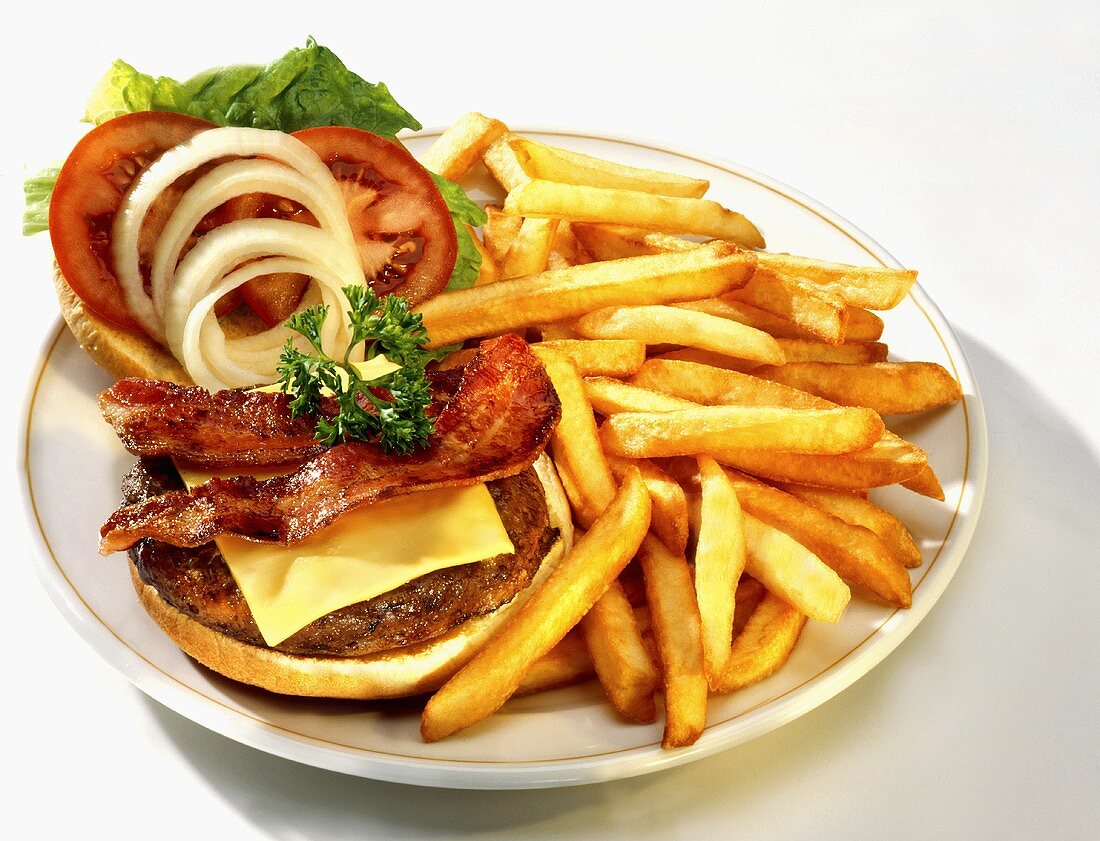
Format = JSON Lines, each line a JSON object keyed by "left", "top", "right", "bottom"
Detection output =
{"left": 464, "top": 224, "right": 499, "bottom": 286}
{"left": 608, "top": 456, "right": 690, "bottom": 556}
{"left": 846, "top": 307, "right": 886, "bottom": 342}
{"left": 536, "top": 322, "right": 583, "bottom": 340}
{"left": 777, "top": 483, "right": 922, "bottom": 568}
{"left": 715, "top": 592, "right": 808, "bottom": 694}
{"left": 649, "top": 348, "right": 759, "bottom": 373}
{"left": 754, "top": 361, "right": 963, "bottom": 415}
{"left": 482, "top": 205, "right": 523, "bottom": 263}
{"left": 774, "top": 338, "right": 889, "bottom": 364}
{"left": 584, "top": 377, "right": 697, "bottom": 415}
{"left": 415, "top": 242, "right": 755, "bottom": 347}
{"left": 732, "top": 576, "right": 766, "bottom": 638}
{"left": 600, "top": 405, "right": 885, "bottom": 459}
{"left": 580, "top": 579, "right": 658, "bottom": 722}
{"left": 676, "top": 297, "right": 826, "bottom": 341}
{"left": 726, "top": 271, "right": 848, "bottom": 345}
{"left": 419, "top": 112, "right": 508, "bottom": 181}
{"left": 631, "top": 358, "right": 829, "bottom": 410}
{"left": 515, "top": 629, "right": 594, "bottom": 696}
{"left": 712, "top": 434, "right": 928, "bottom": 490}
{"left": 722, "top": 468, "right": 913, "bottom": 608}
{"left": 901, "top": 463, "right": 946, "bottom": 501}
{"left": 754, "top": 251, "right": 916, "bottom": 310}
{"left": 535, "top": 339, "right": 645, "bottom": 378}
{"left": 575, "top": 305, "right": 785, "bottom": 365}
{"left": 420, "top": 467, "right": 652, "bottom": 742}
{"left": 511, "top": 136, "right": 710, "bottom": 198}
{"left": 694, "top": 456, "right": 746, "bottom": 685}
{"left": 505, "top": 180, "right": 765, "bottom": 248}
{"left": 740, "top": 514, "right": 850, "bottom": 622}
{"left": 570, "top": 223, "right": 696, "bottom": 260}
{"left": 547, "top": 222, "right": 592, "bottom": 269}
{"left": 533, "top": 348, "right": 661, "bottom": 721}
{"left": 482, "top": 132, "right": 531, "bottom": 191}
{"left": 638, "top": 535, "right": 708, "bottom": 748}
{"left": 501, "top": 217, "right": 559, "bottom": 279}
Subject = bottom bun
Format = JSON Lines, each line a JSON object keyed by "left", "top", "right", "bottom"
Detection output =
{"left": 129, "top": 454, "right": 574, "bottom": 700}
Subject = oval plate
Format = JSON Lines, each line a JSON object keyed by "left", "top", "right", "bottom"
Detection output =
{"left": 20, "top": 129, "right": 988, "bottom": 789}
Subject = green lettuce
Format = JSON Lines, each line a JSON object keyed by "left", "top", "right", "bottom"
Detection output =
{"left": 83, "top": 38, "right": 421, "bottom": 137}
{"left": 27, "top": 39, "right": 483, "bottom": 289}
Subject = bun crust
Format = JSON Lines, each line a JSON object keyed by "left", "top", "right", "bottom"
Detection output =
{"left": 129, "top": 454, "right": 574, "bottom": 699}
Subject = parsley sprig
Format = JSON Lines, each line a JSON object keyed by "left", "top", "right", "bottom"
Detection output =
{"left": 277, "top": 286, "right": 435, "bottom": 454}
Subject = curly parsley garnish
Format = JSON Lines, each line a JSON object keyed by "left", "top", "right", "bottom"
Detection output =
{"left": 277, "top": 286, "right": 435, "bottom": 454}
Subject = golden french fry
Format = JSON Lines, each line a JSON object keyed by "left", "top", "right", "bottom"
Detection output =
{"left": 600, "top": 405, "right": 885, "bottom": 459}
{"left": 547, "top": 222, "right": 592, "bottom": 269}
{"left": 732, "top": 576, "right": 766, "bottom": 638}
{"left": 482, "top": 132, "right": 531, "bottom": 191}
{"left": 505, "top": 180, "right": 765, "bottom": 248}
{"left": 581, "top": 579, "right": 660, "bottom": 723}
{"left": 536, "top": 322, "right": 583, "bottom": 340}
{"left": 631, "top": 358, "right": 828, "bottom": 410}
{"left": 415, "top": 242, "right": 755, "bottom": 348}
{"left": 515, "top": 629, "right": 594, "bottom": 696}
{"left": 721, "top": 468, "right": 913, "bottom": 608}
{"left": 535, "top": 339, "right": 645, "bottom": 378}
{"left": 694, "top": 456, "right": 746, "bottom": 685}
{"left": 901, "top": 463, "right": 946, "bottom": 501}
{"left": 715, "top": 592, "right": 807, "bottom": 694}
{"left": 512, "top": 136, "right": 710, "bottom": 198}
{"left": 533, "top": 348, "right": 661, "bottom": 720}
{"left": 726, "top": 271, "right": 848, "bottom": 345}
{"left": 584, "top": 377, "right": 697, "bottom": 415}
{"left": 608, "top": 456, "right": 690, "bottom": 556}
{"left": 649, "top": 348, "right": 760, "bottom": 373}
{"left": 676, "top": 297, "right": 826, "bottom": 341}
{"left": 775, "top": 338, "right": 888, "bottom": 364}
{"left": 638, "top": 535, "right": 708, "bottom": 748}
{"left": 501, "top": 217, "right": 559, "bottom": 279}
{"left": 419, "top": 112, "right": 508, "bottom": 181}
{"left": 777, "top": 483, "right": 922, "bottom": 568}
{"left": 482, "top": 205, "right": 523, "bottom": 264}
{"left": 575, "top": 305, "right": 785, "bottom": 365}
{"left": 741, "top": 514, "right": 850, "bottom": 622}
{"left": 463, "top": 224, "right": 499, "bottom": 286}
{"left": 712, "top": 434, "right": 928, "bottom": 490}
{"left": 420, "top": 467, "right": 651, "bottom": 742}
{"left": 754, "top": 251, "right": 916, "bottom": 310}
{"left": 570, "top": 223, "right": 696, "bottom": 260}
{"left": 754, "top": 361, "right": 963, "bottom": 415}
{"left": 846, "top": 307, "right": 885, "bottom": 342}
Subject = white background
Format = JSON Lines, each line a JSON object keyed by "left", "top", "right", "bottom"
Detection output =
{"left": 3, "top": 2, "right": 1098, "bottom": 839}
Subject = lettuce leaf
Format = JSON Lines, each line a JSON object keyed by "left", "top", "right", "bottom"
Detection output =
{"left": 27, "top": 39, "right": 483, "bottom": 291}
{"left": 83, "top": 38, "right": 421, "bottom": 137}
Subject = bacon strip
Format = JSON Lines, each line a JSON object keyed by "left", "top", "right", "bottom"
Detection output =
{"left": 100, "top": 369, "right": 466, "bottom": 469}
{"left": 99, "top": 335, "right": 561, "bottom": 553}
{"left": 99, "top": 379, "right": 326, "bottom": 468}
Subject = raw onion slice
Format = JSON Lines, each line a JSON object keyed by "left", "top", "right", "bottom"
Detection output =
{"left": 112, "top": 127, "right": 356, "bottom": 341}
{"left": 149, "top": 157, "right": 357, "bottom": 323}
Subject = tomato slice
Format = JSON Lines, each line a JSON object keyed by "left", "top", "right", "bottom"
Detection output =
{"left": 49, "top": 112, "right": 218, "bottom": 331}
{"left": 232, "top": 126, "right": 457, "bottom": 326}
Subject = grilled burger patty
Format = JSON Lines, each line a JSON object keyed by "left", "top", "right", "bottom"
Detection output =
{"left": 124, "top": 458, "right": 558, "bottom": 658}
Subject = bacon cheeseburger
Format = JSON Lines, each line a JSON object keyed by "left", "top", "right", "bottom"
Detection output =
{"left": 98, "top": 337, "right": 571, "bottom": 699}
{"left": 34, "top": 42, "right": 571, "bottom": 700}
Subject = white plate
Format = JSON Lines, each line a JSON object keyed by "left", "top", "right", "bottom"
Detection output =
{"left": 19, "top": 129, "right": 988, "bottom": 790}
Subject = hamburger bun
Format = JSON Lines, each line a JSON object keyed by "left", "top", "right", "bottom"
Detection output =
{"left": 128, "top": 454, "right": 574, "bottom": 699}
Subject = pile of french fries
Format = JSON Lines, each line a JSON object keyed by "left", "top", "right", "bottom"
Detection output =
{"left": 415, "top": 114, "right": 962, "bottom": 746}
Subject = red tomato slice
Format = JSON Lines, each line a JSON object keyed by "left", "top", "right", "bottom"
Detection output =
{"left": 49, "top": 112, "right": 218, "bottom": 331}
{"left": 232, "top": 126, "right": 458, "bottom": 326}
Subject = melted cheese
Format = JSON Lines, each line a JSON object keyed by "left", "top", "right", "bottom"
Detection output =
{"left": 177, "top": 397, "right": 513, "bottom": 645}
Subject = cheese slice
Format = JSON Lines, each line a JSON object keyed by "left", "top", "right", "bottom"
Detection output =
{"left": 177, "top": 464, "right": 515, "bottom": 646}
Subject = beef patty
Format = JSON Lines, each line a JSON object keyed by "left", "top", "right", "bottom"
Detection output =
{"left": 124, "top": 458, "right": 558, "bottom": 658}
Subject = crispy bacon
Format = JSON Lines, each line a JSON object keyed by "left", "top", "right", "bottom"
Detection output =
{"left": 100, "top": 368, "right": 465, "bottom": 469}
{"left": 99, "top": 379, "right": 327, "bottom": 468}
{"left": 99, "top": 335, "right": 561, "bottom": 553}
